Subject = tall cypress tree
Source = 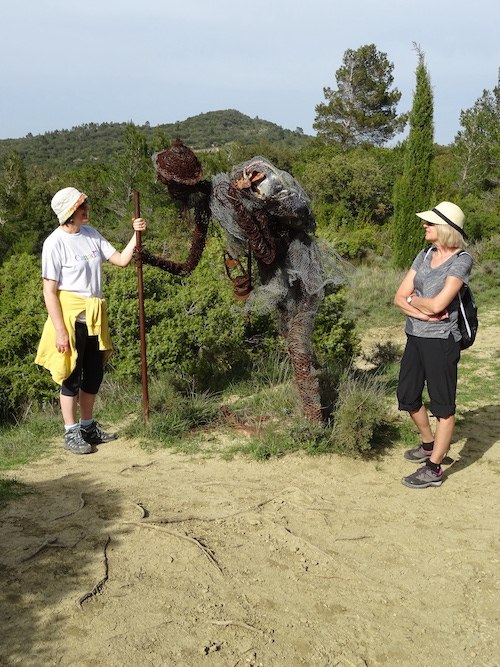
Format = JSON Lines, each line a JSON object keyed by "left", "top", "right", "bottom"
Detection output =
{"left": 392, "top": 45, "right": 434, "bottom": 268}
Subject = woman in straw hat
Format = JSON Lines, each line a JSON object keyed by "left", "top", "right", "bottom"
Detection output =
{"left": 35, "top": 187, "right": 147, "bottom": 454}
{"left": 394, "top": 201, "right": 472, "bottom": 488}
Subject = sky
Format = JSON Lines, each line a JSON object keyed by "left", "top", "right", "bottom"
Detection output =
{"left": 1, "top": 0, "right": 499, "bottom": 146}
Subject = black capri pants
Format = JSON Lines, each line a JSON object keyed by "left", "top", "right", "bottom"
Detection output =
{"left": 60, "top": 322, "right": 104, "bottom": 397}
{"left": 397, "top": 334, "right": 461, "bottom": 418}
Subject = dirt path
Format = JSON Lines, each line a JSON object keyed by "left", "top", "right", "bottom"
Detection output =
{"left": 1, "top": 322, "right": 499, "bottom": 667}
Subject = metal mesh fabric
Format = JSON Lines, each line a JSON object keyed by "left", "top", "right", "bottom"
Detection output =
{"left": 228, "top": 157, "right": 316, "bottom": 231}
{"left": 211, "top": 169, "right": 352, "bottom": 316}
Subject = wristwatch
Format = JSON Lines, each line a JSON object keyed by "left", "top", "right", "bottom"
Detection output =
{"left": 407, "top": 296, "right": 413, "bottom": 304}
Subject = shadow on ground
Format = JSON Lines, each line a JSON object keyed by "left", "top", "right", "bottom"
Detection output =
{"left": 446, "top": 404, "right": 500, "bottom": 477}
{"left": 0, "top": 469, "right": 124, "bottom": 665}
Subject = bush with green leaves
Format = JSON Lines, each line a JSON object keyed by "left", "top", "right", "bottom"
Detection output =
{"left": 0, "top": 254, "right": 56, "bottom": 422}
{"left": 463, "top": 198, "right": 500, "bottom": 244}
{"left": 314, "top": 368, "right": 389, "bottom": 456}
{"left": 329, "top": 226, "right": 383, "bottom": 260}
{"left": 0, "top": 232, "right": 359, "bottom": 423}
{"left": 232, "top": 363, "right": 391, "bottom": 459}
{"left": 313, "top": 286, "right": 359, "bottom": 364}
{"left": 104, "top": 238, "right": 279, "bottom": 389}
{"left": 297, "top": 146, "right": 395, "bottom": 230}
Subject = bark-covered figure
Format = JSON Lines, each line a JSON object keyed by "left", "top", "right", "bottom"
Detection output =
{"left": 139, "top": 140, "right": 350, "bottom": 422}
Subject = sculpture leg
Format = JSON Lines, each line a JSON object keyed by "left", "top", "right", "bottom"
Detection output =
{"left": 284, "top": 286, "right": 322, "bottom": 423}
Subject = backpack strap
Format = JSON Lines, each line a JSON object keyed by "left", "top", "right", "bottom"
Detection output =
{"left": 456, "top": 250, "right": 472, "bottom": 288}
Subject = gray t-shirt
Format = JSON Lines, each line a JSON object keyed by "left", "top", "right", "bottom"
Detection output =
{"left": 405, "top": 248, "right": 473, "bottom": 341}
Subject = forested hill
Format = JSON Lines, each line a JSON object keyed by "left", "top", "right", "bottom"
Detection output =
{"left": 0, "top": 110, "right": 311, "bottom": 171}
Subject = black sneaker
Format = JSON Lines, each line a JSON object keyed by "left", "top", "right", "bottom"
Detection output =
{"left": 403, "top": 445, "right": 433, "bottom": 463}
{"left": 81, "top": 421, "right": 117, "bottom": 445}
{"left": 64, "top": 426, "right": 92, "bottom": 455}
{"left": 401, "top": 465, "right": 443, "bottom": 489}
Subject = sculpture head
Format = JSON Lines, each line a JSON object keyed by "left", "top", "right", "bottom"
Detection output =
{"left": 152, "top": 138, "right": 203, "bottom": 186}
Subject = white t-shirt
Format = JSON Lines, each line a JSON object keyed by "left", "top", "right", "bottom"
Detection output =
{"left": 42, "top": 225, "right": 116, "bottom": 298}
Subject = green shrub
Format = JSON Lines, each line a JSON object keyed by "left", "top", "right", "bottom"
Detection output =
{"left": 327, "top": 369, "right": 388, "bottom": 455}
{"left": 0, "top": 478, "right": 28, "bottom": 506}
{"left": 123, "top": 376, "right": 221, "bottom": 450}
{"left": 475, "top": 234, "right": 500, "bottom": 260}
{"left": 0, "top": 254, "right": 55, "bottom": 422}
{"left": 104, "top": 238, "right": 279, "bottom": 389}
{"left": 313, "top": 286, "right": 359, "bottom": 365}
{"left": 0, "top": 235, "right": 362, "bottom": 426}
{"left": 330, "top": 226, "right": 382, "bottom": 260}
{"left": 460, "top": 195, "right": 500, "bottom": 242}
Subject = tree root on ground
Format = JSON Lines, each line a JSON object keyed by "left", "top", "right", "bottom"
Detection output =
{"left": 77, "top": 535, "right": 111, "bottom": 609}
{"left": 51, "top": 493, "right": 86, "bottom": 521}
{"left": 118, "top": 461, "right": 156, "bottom": 474}
{"left": 126, "top": 522, "right": 223, "bottom": 575}
{"left": 18, "top": 536, "right": 61, "bottom": 564}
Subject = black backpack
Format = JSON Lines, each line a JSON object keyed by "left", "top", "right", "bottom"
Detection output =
{"left": 457, "top": 283, "right": 478, "bottom": 350}
{"left": 456, "top": 251, "right": 478, "bottom": 349}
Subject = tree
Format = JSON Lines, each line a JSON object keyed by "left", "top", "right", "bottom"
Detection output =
{"left": 0, "top": 150, "right": 27, "bottom": 260}
{"left": 314, "top": 44, "right": 407, "bottom": 149}
{"left": 453, "top": 86, "right": 500, "bottom": 195}
{"left": 297, "top": 146, "right": 394, "bottom": 230}
{"left": 0, "top": 151, "right": 53, "bottom": 261}
{"left": 107, "top": 123, "right": 152, "bottom": 217}
{"left": 0, "top": 253, "right": 54, "bottom": 420}
{"left": 392, "top": 45, "right": 434, "bottom": 268}
{"left": 50, "top": 162, "right": 116, "bottom": 232}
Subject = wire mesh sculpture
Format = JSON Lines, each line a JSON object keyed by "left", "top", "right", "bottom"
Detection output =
{"left": 139, "top": 140, "right": 351, "bottom": 422}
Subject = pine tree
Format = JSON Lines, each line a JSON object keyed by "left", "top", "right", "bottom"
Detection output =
{"left": 392, "top": 45, "right": 434, "bottom": 268}
{"left": 453, "top": 85, "right": 500, "bottom": 194}
{"left": 314, "top": 44, "right": 407, "bottom": 149}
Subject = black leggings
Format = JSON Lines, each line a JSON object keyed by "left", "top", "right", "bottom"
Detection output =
{"left": 60, "top": 322, "right": 104, "bottom": 397}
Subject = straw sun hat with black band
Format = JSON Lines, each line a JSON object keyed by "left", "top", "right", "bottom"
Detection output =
{"left": 416, "top": 201, "right": 467, "bottom": 239}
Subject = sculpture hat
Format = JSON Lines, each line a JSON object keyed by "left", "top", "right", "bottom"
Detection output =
{"left": 152, "top": 139, "right": 202, "bottom": 185}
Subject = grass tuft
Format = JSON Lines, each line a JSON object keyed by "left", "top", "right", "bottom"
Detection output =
{"left": 0, "top": 478, "right": 29, "bottom": 506}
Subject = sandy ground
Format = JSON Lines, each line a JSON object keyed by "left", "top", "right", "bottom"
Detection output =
{"left": 1, "top": 321, "right": 499, "bottom": 667}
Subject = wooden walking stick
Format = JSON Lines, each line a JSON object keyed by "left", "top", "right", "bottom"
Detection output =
{"left": 134, "top": 190, "right": 149, "bottom": 422}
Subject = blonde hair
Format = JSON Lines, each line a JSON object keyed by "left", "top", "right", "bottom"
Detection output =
{"left": 435, "top": 224, "right": 466, "bottom": 250}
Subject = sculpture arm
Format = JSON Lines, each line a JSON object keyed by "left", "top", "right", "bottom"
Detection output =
{"left": 136, "top": 221, "right": 208, "bottom": 276}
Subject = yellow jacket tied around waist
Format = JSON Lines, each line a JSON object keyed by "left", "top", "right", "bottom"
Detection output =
{"left": 35, "top": 291, "right": 113, "bottom": 385}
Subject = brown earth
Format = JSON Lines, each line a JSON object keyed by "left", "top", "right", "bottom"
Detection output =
{"left": 1, "top": 318, "right": 499, "bottom": 667}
